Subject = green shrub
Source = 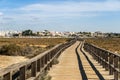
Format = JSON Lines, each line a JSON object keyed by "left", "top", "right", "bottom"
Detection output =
{"left": 0, "top": 44, "right": 21, "bottom": 56}
{"left": 40, "top": 71, "right": 52, "bottom": 80}
{"left": 52, "top": 58, "right": 59, "bottom": 65}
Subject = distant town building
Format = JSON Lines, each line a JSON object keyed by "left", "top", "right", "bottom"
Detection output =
{"left": 0, "top": 31, "right": 20, "bottom": 37}
{"left": 92, "top": 31, "right": 105, "bottom": 37}
{"left": 1, "top": 30, "right": 119, "bottom": 38}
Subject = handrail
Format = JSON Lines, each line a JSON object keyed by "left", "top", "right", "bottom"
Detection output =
{"left": 0, "top": 39, "right": 76, "bottom": 80}
{"left": 83, "top": 42, "right": 120, "bottom": 80}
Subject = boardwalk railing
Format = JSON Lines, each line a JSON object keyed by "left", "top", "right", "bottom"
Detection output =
{"left": 83, "top": 42, "right": 120, "bottom": 80}
{"left": 0, "top": 40, "right": 76, "bottom": 80}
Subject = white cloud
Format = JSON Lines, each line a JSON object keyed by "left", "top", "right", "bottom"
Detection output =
{"left": 14, "top": 0, "right": 120, "bottom": 19}
{"left": 0, "top": 12, "right": 3, "bottom": 16}
{"left": 1, "top": 0, "right": 120, "bottom": 32}
{"left": 1, "top": 0, "right": 120, "bottom": 23}
{"left": 20, "top": 1, "right": 120, "bottom": 13}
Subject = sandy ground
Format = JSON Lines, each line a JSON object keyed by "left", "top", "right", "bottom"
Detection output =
{"left": 0, "top": 55, "right": 28, "bottom": 69}
{"left": 30, "top": 45, "right": 47, "bottom": 48}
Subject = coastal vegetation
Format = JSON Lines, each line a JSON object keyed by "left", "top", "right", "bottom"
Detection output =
{"left": 85, "top": 38, "right": 120, "bottom": 54}
{"left": 0, "top": 38, "right": 70, "bottom": 58}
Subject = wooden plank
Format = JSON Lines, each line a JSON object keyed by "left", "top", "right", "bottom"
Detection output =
{"left": 48, "top": 42, "right": 82, "bottom": 80}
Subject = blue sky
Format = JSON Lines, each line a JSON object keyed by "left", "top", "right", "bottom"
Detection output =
{"left": 0, "top": 0, "right": 120, "bottom": 32}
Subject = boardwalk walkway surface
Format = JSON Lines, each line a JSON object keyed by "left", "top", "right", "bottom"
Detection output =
{"left": 48, "top": 41, "right": 114, "bottom": 80}
{"left": 48, "top": 41, "right": 82, "bottom": 80}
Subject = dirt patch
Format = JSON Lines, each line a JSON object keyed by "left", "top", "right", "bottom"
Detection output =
{"left": 30, "top": 45, "right": 48, "bottom": 48}
{"left": 0, "top": 55, "right": 28, "bottom": 69}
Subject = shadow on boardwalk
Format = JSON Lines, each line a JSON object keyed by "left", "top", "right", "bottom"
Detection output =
{"left": 75, "top": 44, "right": 87, "bottom": 80}
{"left": 76, "top": 43, "right": 105, "bottom": 80}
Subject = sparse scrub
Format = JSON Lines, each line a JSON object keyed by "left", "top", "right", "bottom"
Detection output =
{"left": 85, "top": 38, "right": 120, "bottom": 54}
{"left": 41, "top": 75, "right": 52, "bottom": 80}
{"left": 52, "top": 58, "right": 59, "bottom": 65}
{"left": 0, "top": 38, "right": 70, "bottom": 58}
{"left": 0, "top": 44, "right": 47, "bottom": 58}
{"left": 0, "top": 38, "right": 70, "bottom": 46}
{"left": 40, "top": 71, "right": 52, "bottom": 80}
{"left": 0, "top": 44, "right": 21, "bottom": 56}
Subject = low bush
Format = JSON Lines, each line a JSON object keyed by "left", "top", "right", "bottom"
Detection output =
{"left": 40, "top": 71, "right": 52, "bottom": 80}
{"left": 0, "top": 44, "right": 48, "bottom": 58}
{"left": 0, "top": 44, "right": 21, "bottom": 56}
{"left": 52, "top": 58, "right": 59, "bottom": 65}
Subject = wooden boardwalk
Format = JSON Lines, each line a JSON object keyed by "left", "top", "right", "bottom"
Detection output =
{"left": 1, "top": 40, "right": 118, "bottom": 80}
{"left": 48, "top": 41, "right": 114, "bottom": 80}
{"left": 48, "top": 41, "right": 82, "bottom": 80}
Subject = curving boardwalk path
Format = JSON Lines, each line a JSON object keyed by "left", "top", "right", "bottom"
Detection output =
{"left": 48, "top": 41, "right": 81, "bottom": 80}
{"left": 48, "top": 41, "right": 114, "bottom": 80}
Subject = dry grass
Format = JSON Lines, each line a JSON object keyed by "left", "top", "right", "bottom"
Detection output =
{"left": 85, "top": 38, "right": 120, "bottom": 54}
{"left": 0, "top": 38, "right": 70, "bottom": 57}
{"left": 0, "top": 38, "right": 70, "bottom": 69}
{"left": 0, "top": 38, "right": 69, "bottom": 47}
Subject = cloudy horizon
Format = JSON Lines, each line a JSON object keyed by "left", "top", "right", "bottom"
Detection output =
{"left": 0, "top": 0, "right": 120, "bottom": 33}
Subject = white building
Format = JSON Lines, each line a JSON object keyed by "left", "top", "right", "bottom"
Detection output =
{"left": 0, "top": 31, "right": 6, "bottom": 37}
{"left": 0, "top": 31, "right": 19, "bottom": 37}
{"left": 92, "top": 31, "right": 105, "bottom": 37}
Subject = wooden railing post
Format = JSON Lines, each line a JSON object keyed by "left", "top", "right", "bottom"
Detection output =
{"left": 3, "top": 72, "right": 12, "bottom": 80}
{"left": 50, "top": 61, "right": 52, "bottom": 67}
{"left": 89, "top": 45, "right": 92, "bottom": 55}
{"left": 41, "top": 57, "right": 44, "bottom": 68}
{"left": 114, "top": 56, "right": 119, "bottom": 80}
{"left": 39, "top": 59, "right": 42, "bottom": 72}
{"left": 109, "top": 54, "right": 114, "bottom": 75}
{"left": 105, "top": 52, "right": 108, "bottom": 70}
{"left": 93, "top": 47, "right": 96, "bottom": 60}
{"left": 98, "top": 49, "right": 101, "bottom": 63}
{"left": 100, "top": 50, "right": 103, "bottom": 65}
{"left": 47, "top": 53, "right": 51, "bottom": 70}
{"left": 96, "top": 48, "right": 99, "bottom": 62}
{"left": 40, "top": 58, "right": 44, "bottom": 72}
{"left": 31, "top": 61, "right": 37, "bottom": 77}
{"left": 20, "top": 66, "right": 26, "bottom": 80}
{"left": 103, "top": 51, "right": 106, "bottom": 68}
{"left": 118, "top": 57, "right": 120, "bottom": 80}
{"left": 37, "top": 59, "right": 40, "bottom": 72}
{"left": 46, "top": 54, "right": 49, "bottom": 71}
{"left": 48, "top": 53, "right": 50, "bottom": 61}
{"left": 45, "top": 55, "right": 48, "bottom": 64}
{"left": 49, "top": 52, "right": 53, "bottom": 68}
